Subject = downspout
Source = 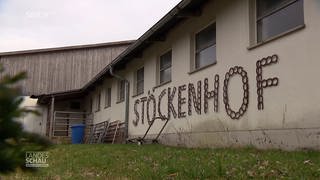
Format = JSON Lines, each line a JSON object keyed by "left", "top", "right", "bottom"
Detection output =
{"left": 109, "top": 65, "right": 130, "bottom": 141}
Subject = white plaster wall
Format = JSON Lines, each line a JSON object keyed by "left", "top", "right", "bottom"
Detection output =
{"left": 88, "top": 0, "right": 320, "bottom": 149}
{"left": 19, "top": 96, "right": 47, "bottom": 135}
{"left": 89, "top": 76, "right": 126, "bottom": 124}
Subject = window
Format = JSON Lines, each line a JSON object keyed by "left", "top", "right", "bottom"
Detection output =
{"left": 94, "top": 92, "right": 101, "bottom": 112}
{"left": 159, "top": 50, "right": 172, "bottom": 84}
{"left": 135, "top": 67, "right": 144, "bottom": 95}
{"left": 70, "top": 101, "right": 80, "bottom": 110}
{"left": 195, "top": 23, "right": 216, "bottom": 69}
{"left": 256, "top": 0, "right": 304, "bottom": 42}
{"left": 105, "top": 88, "right": 111, "bottom": 108}
{"left": 118, "top": 80, "right": 125, "bottom": 102}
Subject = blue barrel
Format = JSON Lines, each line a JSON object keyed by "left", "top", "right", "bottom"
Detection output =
{"left": 71, "top": 124, "right": 85, "bottom": 144}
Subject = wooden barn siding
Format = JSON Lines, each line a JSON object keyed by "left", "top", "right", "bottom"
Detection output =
{"left": 0, "top": 45, "right": 128, "bottom": 95}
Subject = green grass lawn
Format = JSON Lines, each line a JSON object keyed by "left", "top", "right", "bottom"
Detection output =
{"left": 2, "top": 144, "right": 320, "bottom": 179}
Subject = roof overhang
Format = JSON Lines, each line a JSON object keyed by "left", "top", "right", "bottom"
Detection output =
{"left": 32, "top": 0, "right": 209, "bottom": 105}
{"left": 31, "top": 89, "right": 85, "bottom": 104}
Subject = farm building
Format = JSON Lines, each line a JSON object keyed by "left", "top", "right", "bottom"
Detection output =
{"left": 0, "top": 41, "right": 133, "bottom": 136}
{"left": 2, "top": 0, "right": 320, "bottom": 150}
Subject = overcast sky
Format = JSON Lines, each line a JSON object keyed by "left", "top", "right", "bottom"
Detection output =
{"left": 0, "top": 0, "right": 181, "bottom": 52}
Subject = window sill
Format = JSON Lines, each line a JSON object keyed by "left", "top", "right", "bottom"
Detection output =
{"left": 248, "top": 24, "right": 305, "bottom": 50}
{"left": 188, "top": 62, "right": 217, "bottom": 75}
{"left": 153, "top": 80, "right": 171, "bottom": 91}
{"left": 132, "top": 92, "right": 144, "bottom": 98}
{"left": 116, "top": 100, "right": 124, "bottom": 104}
{"left": 104, "top": 106, "right": 111, "bottom": 109}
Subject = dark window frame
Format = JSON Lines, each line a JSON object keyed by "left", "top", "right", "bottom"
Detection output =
{"left": 136, "top": 67, "right": 144, "bottom": 95}
{"left": 159, "top": 50, "right": 172, "bottom": 85}
{"left": 105, "top": 87, "right": 111, "bottom": 108}
{"left": 95, "top": 92, "right": 101, "bottom": 112}
{"left": 195, "top": 23, "right": 217, "bottom": 70}
{"left": 118, "top": 80, "right": 125, "bottom": 102}
{"left": 256, "top": 0, "right": 304, "bottom": 42}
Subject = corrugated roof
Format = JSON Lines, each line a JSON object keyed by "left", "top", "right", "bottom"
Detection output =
{"left": 0, "top": 40, "right": 135, "bottom": 56}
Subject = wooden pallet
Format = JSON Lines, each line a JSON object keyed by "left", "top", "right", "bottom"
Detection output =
{"left": 86, "top": 120, "right": 125, "bottom": 144}
{"left": 88, "top": 121, "right": 109, "bottom": 144}
{"left": 84, "top": 124, "right": 94, "bottom": 143}
{"left": 104, "top": 120, "right": 125, "bottom": 144}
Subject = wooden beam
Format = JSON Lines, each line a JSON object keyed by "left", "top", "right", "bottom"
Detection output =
{"left": 88, "top": 86, "right": 96, "bottom": 92}
{"left": 146, "top": 35, "right": 166, "bottom": 43}
{"left": 177, "top": 9, "right": 201, "bottom": 18}
{"left": 132, "top": 51, "right": 143, "bottom": 58}
{"left": 49, "top": 96, "right": 55, "bottom": 138}
{"left": 96, "top": 78, "right": 104, "bottom": 86}
{"left": 116, "top": 63, "right": 127, "bottom": 71}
